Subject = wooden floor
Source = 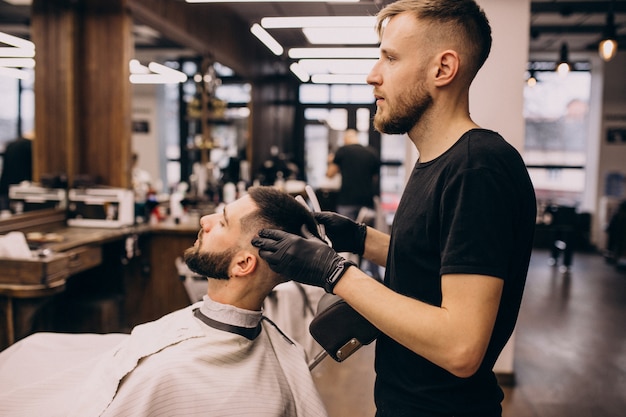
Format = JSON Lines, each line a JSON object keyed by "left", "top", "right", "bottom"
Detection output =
{"left": 311, "top": 249, "right": 626, "bottom": 417}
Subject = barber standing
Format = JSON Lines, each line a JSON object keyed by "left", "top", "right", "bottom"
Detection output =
{"left": 253, "top": 1, "right": 537, "bottom": 416}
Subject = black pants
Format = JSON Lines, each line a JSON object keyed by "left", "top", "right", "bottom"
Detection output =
{"left": 550, "top": 227, "right": 575, "bottom": 267}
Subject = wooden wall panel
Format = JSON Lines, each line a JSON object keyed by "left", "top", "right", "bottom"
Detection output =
{"left": 78, "top": 1, "right": 132, "bottom": 187}
{"left": 31, "top": 0, "right": 132, "bottom": 188}
{"left": 31, "top": 0, "right": 78, "bottom": 183}
{"left": 250, "top": 79, "right": 299, "bottom": 177}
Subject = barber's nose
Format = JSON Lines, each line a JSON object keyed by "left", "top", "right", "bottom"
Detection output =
{"left": 366, "top": 60, "right": 381, "bottom": 86}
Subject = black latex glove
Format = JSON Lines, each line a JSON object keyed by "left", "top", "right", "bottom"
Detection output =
{"left": 252, "top": 227, "right": 356, "bottom": 294}
{"left": 313, "top": 211, "right": 367, "bottom": 255}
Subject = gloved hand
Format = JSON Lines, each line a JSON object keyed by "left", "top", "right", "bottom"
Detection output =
{"left": 313, "top": 211, "right": 367, "bottom": 255}
{"left": 251, "top": 226, "right": 356, "bottom": 293}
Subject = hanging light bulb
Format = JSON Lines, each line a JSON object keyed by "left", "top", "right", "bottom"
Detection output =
{"left": 599, "top": 11, "right": 618, "bottom": 62}
{"left": 556, "top": 42, "right": 570, "bottom": 76}
{"left": 527, "top": 69, "right": 538, "bottom": 87}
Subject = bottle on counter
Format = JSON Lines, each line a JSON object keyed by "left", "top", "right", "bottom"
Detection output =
{"left": 222, "top": 182, "right": 236, "bottom": 204}
{"left": 169, "top": 183, "right": 188, "bottom": 224}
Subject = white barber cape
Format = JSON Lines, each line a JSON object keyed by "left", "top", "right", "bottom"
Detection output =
{"left": 0, "top": 295, "right": 328, "bottom": 417}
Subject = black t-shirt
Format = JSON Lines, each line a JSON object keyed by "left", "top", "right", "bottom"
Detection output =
{"left": 333, "top": 144, "right": 380, "bottom": 207}
{"left": 0, "top": 138, "right": 32, "bottom": 195}
{"left": 375, "top": 129, "right": 536, "bottom": 416}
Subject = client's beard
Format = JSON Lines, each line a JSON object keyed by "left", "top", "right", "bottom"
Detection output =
{"left": 183, "top": 246, "right": 238, "bottom": 280}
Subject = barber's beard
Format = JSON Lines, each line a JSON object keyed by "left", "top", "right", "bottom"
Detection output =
{"left": 183, "top": 246, "right": 238, "bottom": 280}
{"left": 374, "top": 81, "right": 433, "bottom": 135}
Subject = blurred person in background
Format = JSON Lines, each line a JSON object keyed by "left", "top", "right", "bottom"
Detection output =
{"left": 326, "top": 129, "right": 381, "bottom": 278}
{"left": 0, "top": 131, "right": 33, "bottom": 211}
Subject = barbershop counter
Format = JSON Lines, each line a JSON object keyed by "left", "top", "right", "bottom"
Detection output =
{"left": 0, "top": 211, "right": 202, "bottom": 350}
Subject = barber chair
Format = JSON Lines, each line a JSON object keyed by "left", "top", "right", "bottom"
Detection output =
{"left": 308, "top": 293, "right": 379, "bottom": 370}
{"left": 175, "top": 257, "right": 207, "bottom": 303}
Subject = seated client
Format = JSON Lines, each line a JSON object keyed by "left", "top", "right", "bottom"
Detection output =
{"left": 0, "top": 186, "right": 328, "bottom": 417}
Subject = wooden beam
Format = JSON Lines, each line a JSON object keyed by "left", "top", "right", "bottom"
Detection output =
{"left": 31, "top": 0, "right": 78, "bottom": 183}
{"left": 32, "top": 0, "right": 133, "bottom": 188}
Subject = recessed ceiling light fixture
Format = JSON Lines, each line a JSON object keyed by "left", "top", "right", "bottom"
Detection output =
{"left": 297, "top": 59, "right": 376, "bottom": 75}
{"left": 289, "top": 47, "right": 379, "bottom": 59}
{"left": 302, "top": 27, "right": 378, "bottom": 45}
{"left": 250, "top": 23, "right": 283, "bottom": 56}
{"left": 0, "top": 66, "right": 31, "bottom": 80}
{"left": 311, "top": 73, "right": 367, "bottom": 84}
{"left": 0, "top": 57, "right": 35, "bottom": 68}
{"left": 129, "top": 59, "right": 187, "bottom": 84}
{"left": 261, "top": 16, "right": 375, "bottom": 29}
{"left": 289, "top": 63, "right": 310, "bottom": 82}
{"left": 0, "top": 31, "right": 35, "bottom": 58}
{"left": 0, "top": 32, "right": 35, "bottom": 79}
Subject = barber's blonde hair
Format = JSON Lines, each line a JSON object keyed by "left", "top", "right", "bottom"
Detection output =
{"left": 375, "top": 0, "right": 492, "bottom": 80}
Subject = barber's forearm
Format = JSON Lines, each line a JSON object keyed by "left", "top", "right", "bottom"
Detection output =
{"left": 334, "top": 272, "right": 463, "bottom": 375}
{"left": 334, "top": 270, "right": 502, "bottom": 378}
{"left": 362, "top": 226, "right": 389, "bottom": 265}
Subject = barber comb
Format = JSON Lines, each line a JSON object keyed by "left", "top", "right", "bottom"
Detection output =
{"left": 294, "top": 185, "right": 332, "bottom": 247}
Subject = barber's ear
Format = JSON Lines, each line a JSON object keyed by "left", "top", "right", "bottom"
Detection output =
{"left": 231, "top": 251, "right": 257, "bottom": 277}
{"left": 434, "top": 49, "right": 459, "bottom": 87}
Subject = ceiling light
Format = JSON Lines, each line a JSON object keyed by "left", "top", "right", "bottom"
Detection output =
{"left": 0, "top": 31, "right": 35, "bottom": 49}
{"left": 0, "top": 48, "right": 35, "bottom": 58}
{"left": 250, "top": 24, "right": 283, "bottom": 56}
{"left": 129, "top": 59, "right": 150, "bottom": 74}
{"left": 148, "top": 62, "right": 187, "bottom": 82}
{"left": 130, "top": 74, "right": 185, "bottom": 84}
{"left": 261, "top": 16, "right": 375, "bottom": 29}
{"left": 0, "top": 32, "right": 35, "bottom": 58}
{"left": 311, "top": 74, "right": 367, "bottom": 84}
{"left": 289, "top": 47, "right": 379, "bottom": 59}
{"left": 289, "top": 63, "right": 310, "bottom": 83}
{"left": 297, "top": 59, "right": 376, "bottom": 75}
{"left": 0, "top": 66, "right": 31, "bottom": 80}
{"left": 526, "top": 69, "right": 538, "bottom": 87}
{"left": 556, "top": 42, "right": 570, "bottom": 77}
{"left": 0, "top": 58, "right": 35, "bottom": 68}
{"left": 599, "top": 38, "right": 618, "bottom": 62}
{"left": 599, "top": 10, "right": 618, "bottom": 62}
{"left": 129, "top": 59, "right": 187, "bottom": 84}
{"left": 302, "top": 27, "right": 378, "bottom": 45}
{"left": 290, "top": 59, "right": 375, "bottom": 83}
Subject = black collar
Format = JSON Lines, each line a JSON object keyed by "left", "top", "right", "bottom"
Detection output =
{"left": 193, "top": 308, "right": 262, "bottom": 340}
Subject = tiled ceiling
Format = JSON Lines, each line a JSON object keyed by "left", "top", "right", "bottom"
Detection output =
{"left": 0, "top": 1, "right": 625, "bottom": 63}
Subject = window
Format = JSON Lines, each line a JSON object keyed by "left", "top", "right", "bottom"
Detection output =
{"left": 524, "top": 63, "right": 591, "bottom": 204}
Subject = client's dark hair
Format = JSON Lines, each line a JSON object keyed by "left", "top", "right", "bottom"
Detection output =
{"left": 243, "top": 186, "right": 321, "bottom": 239}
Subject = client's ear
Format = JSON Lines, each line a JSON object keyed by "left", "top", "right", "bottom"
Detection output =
{"left": 231, "top": 251, "right": 257, "bottom": 277}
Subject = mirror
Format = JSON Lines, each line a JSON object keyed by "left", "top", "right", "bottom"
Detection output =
{"left": 0, "top": 10, "right": 251, "bottom": 221}
{"left": 0, "top": 67, "right": 35, "bottom": 216}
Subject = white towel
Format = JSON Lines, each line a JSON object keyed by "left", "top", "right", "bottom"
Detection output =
{"left": 0, "top": 231, "right": 32, "bottom": 259}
